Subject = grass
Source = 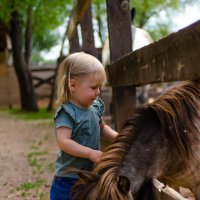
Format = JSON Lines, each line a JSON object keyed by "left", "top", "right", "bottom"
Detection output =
{"left": 17, "top": 179, "right": 45, "bottom": 191}
{"left": 27, "top": 151, "right": 48, "bottom": 171}
{"left": 27, "top": 139, "right": 50, "bottom": 174}
{"left": 28, "top": 152, "right": 46, "bottom": 172}
{"left": 0, "top": 108, "right": 54, "bottom": 120}
{"left": 17, "top": 179, "right": 47, "bottom": 199}
{"left": 23, "top": 139, "right": 52, "bottom": 199}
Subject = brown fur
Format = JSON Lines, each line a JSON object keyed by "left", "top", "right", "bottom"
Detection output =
{"left": 151, "top": 80, "right": 200, "bottom": 160}
{"left": 67, "top": 80, "right": 200, "bottom": 200}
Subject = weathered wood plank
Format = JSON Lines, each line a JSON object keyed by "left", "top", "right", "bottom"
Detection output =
{"left": 67, "top": 0, "right": 91, "bottom": 40}
{"left": 106, "top": 20, "right": 200, "bottom": 87}
{"left": 153, "top": 179, "right": 187, "bottom": 200}
{"left": 106, "top": 0, "right": 136, "bottom": 130}
{"left": 107, "top": 0, "right": 132, "bottom": 62}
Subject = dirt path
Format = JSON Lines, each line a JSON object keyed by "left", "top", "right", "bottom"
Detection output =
{"left": 0, "top": 112, "right": 57, "bottom": 200}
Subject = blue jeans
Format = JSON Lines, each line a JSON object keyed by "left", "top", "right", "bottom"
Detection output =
{"left": 50, "top": 176, "right": 78, "bottom": 200}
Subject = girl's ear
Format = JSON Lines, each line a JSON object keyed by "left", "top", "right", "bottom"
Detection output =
{"left": 70, "top": 79, "right": 77, "bottom": 91}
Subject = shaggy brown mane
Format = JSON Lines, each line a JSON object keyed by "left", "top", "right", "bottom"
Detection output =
{"left": 70, "top": 80, "right": 200, "bottom": 200}
{"left": 150, "top": 80, "right": 200, "bottom": 160}
{"left": 71, "top": 114, "right": 138, "bottom": 200}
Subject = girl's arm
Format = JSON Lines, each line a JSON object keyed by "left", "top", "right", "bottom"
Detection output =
{"left": 100, "top": 120, "right": 119, "bottom": 142}
{"left": 56, "top": 126, "right": 102, "bottom": 163}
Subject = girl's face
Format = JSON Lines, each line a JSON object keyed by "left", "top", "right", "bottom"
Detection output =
{"left": 70, "top": 74, "right": 101, "bottom": 108}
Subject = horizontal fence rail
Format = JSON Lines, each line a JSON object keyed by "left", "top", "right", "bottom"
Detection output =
{"left": 106, "top": 20, "right": 200, "bottom": 87}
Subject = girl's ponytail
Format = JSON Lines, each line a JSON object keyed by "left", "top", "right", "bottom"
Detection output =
{"left": 55, "top": 59, "right": 71, "bottom": 106}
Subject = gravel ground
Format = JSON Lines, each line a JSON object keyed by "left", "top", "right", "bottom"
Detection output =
{"left": 0, "top": 112, "right": 57, "bottom": 200}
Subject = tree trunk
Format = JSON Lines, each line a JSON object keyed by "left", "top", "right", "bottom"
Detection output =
{"left": 10, "top": 10, "right": 38, "bottom": 111}
{"left": 0, "top": 22, "right": 7, "bottom": 51}
{"left": 24, "top": 6, "right": 32, "bottom": 66}
{"left": 69, "top": 28, "right": 80, "bottom": 53}
{"left": 80, "top": 5, "right": 97, "bottom": 57}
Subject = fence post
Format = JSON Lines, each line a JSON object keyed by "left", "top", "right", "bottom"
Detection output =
{"left": 106, "top": 0, "right": 136, "bottom": 130}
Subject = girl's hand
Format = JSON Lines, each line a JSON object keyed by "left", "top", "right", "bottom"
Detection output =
{"left": 89, "top": 150, "right": 103, "bottom": 163}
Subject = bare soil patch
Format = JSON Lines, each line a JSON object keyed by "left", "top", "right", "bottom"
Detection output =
{"left": 0, "top": 112, "right": 57, "bottom": 200}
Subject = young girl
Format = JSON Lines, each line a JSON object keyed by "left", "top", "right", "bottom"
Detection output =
{"left": 50, "top": 52, "right": 118, "bottom": 200}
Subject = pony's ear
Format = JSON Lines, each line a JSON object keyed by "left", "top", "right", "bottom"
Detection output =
{"left": 131, "top": 7, "right": 136, "bottom": 21}
{"left": 117, "top": 175, "right": 130, "bottom": 194}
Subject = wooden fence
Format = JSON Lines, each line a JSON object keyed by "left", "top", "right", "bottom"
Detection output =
{"left": 106, "top": 20, "right": 200, "bottom": 87}
{"left": 107, "top": 18, "right": 200, "bottom": 129}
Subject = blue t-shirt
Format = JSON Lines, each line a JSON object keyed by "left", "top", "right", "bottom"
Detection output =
{"left": 54, "top": 97, "right": 105, "bottom": 178}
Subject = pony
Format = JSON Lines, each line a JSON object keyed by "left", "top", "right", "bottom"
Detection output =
{"left": 66, "top": 80, "right": 200, "bottom": 200}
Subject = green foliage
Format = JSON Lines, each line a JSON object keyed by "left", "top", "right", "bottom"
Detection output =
{"left": 1, "top": 108, "right": 53, "bottom": 120}
{"left": 1, "top": 0, "right": 199, "bottom": 61}
{"left": 31, "top": 0, "right": 72, "bottom": 50}
{"left": 130, "top": 0, "right": 181, "bottom": 27}
{"left": 31, "top": 49, "right": 45, "bottom": 63}
{"left": 129, "top": 0, "right": 199, "bottom": 40}
{"left": 91, "top": 0, "right": 199, "bottom": 42}
{"left": 92, "top": 0, "right": 108, "bottom": 45}
{"left": 0, "top": 0, "right": 73, "bottom": 62}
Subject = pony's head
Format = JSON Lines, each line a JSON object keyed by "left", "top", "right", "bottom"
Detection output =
{"left": 65, "top": 120, "right": 139, "bottom": 200}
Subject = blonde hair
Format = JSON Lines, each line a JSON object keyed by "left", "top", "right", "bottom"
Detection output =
{"left": 56, "top": 52, "right": 106, "bottom": 106}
